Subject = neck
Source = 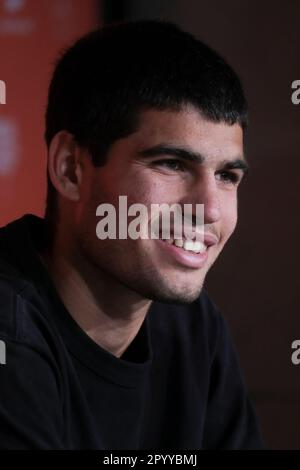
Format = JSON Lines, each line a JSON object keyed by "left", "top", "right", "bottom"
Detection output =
{"left": 39, "top": 235, "right": 151, "bottom": 359}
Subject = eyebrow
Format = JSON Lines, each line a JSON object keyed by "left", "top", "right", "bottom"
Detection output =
{"left": 138, "top": 144, "right": 249, "bottom": 174}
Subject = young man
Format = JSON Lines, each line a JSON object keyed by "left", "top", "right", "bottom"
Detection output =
{"left": 0, "top": 20, "right": 263, "bottom": 449}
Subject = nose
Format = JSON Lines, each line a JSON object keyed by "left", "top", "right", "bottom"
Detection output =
{"left": 185, "top": 172, "right": 221, "bottom": 225}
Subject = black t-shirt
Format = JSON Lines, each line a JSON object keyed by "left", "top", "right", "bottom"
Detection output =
{"left": 0, "top": 215, "right": 263, "bottom": 449}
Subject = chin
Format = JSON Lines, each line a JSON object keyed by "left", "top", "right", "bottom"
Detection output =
{"left": 144, "top": 281, "right": 204, "bottom": 305}
{"left": 151, "top": 291, "right": 202, "bottom": 305}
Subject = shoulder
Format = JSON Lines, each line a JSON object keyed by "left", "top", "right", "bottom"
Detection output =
{"left": 0, "top": 268, "right": 61, "bottom": 363}
{"left": 0, "top": 272, "right": 64, "bottom": 448}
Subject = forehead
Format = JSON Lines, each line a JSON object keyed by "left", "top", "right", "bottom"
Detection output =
{"left": 133, "top": 105, "right": 244, "bottom": 161}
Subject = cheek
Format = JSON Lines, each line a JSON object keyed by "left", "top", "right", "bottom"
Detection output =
{"left": 124, "top": 172, "right": 172, "bottom": 206}
{"left": 220, "top": 194, "right": 238, "bottom": 240}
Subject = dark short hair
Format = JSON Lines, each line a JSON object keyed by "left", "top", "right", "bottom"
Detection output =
{"left": 45, "top": 19, "right": 248, "bottom": 226}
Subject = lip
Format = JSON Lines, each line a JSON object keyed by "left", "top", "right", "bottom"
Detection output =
{"left": 156, "top": 228, "right": 219, "bottom": 246}
{"left": 202, "top": 232, "right": 219, "bottom": 248}
{"left": 156, "top": 238, "right": 211, "bottom": 269}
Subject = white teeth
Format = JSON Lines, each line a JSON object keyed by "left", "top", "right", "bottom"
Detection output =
{"left": 183, "top": 240, "right": 194, "bottom": 251}
{"left": 174, "top": 239, "right": 184, "bottom": 248}
{"left": 182, "top": 239, "right": 207, "bottom": 253}
{"left": 162, "top": 238, "right": 207, "bottom": 254}
{"left": 193, "top": 242, "right": 203, "bottom": 253}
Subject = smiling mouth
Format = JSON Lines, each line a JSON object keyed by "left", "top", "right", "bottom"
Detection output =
{"left": 156, "top": 235, "right": 209, "bottom": 270}
{"left": 157, "top": 229, "right": 219, "bottom": 254}
{"left": 161, "top": 237, "right": 207, "bottom": 254}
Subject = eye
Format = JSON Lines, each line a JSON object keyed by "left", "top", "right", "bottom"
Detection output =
{"left": 216, "top": 170, "right": 241, "bottom": 185}
{"left": 153, "top": 159, "right": 185, "bottom": 172}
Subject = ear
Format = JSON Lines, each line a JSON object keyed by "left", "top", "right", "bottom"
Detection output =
{"left": 47, "top": 131, "right": 83, "bottom": 202}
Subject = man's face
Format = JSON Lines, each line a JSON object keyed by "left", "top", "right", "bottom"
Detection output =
{"left": 77, "top": 105, "right": 246, "bottom": 303}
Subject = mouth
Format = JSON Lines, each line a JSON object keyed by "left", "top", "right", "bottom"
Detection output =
{"left": 161, "top": 237, "right": 207, "bottom": 253}
{"left": 155, "top": 233, "right": 218, "bottom": 269}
